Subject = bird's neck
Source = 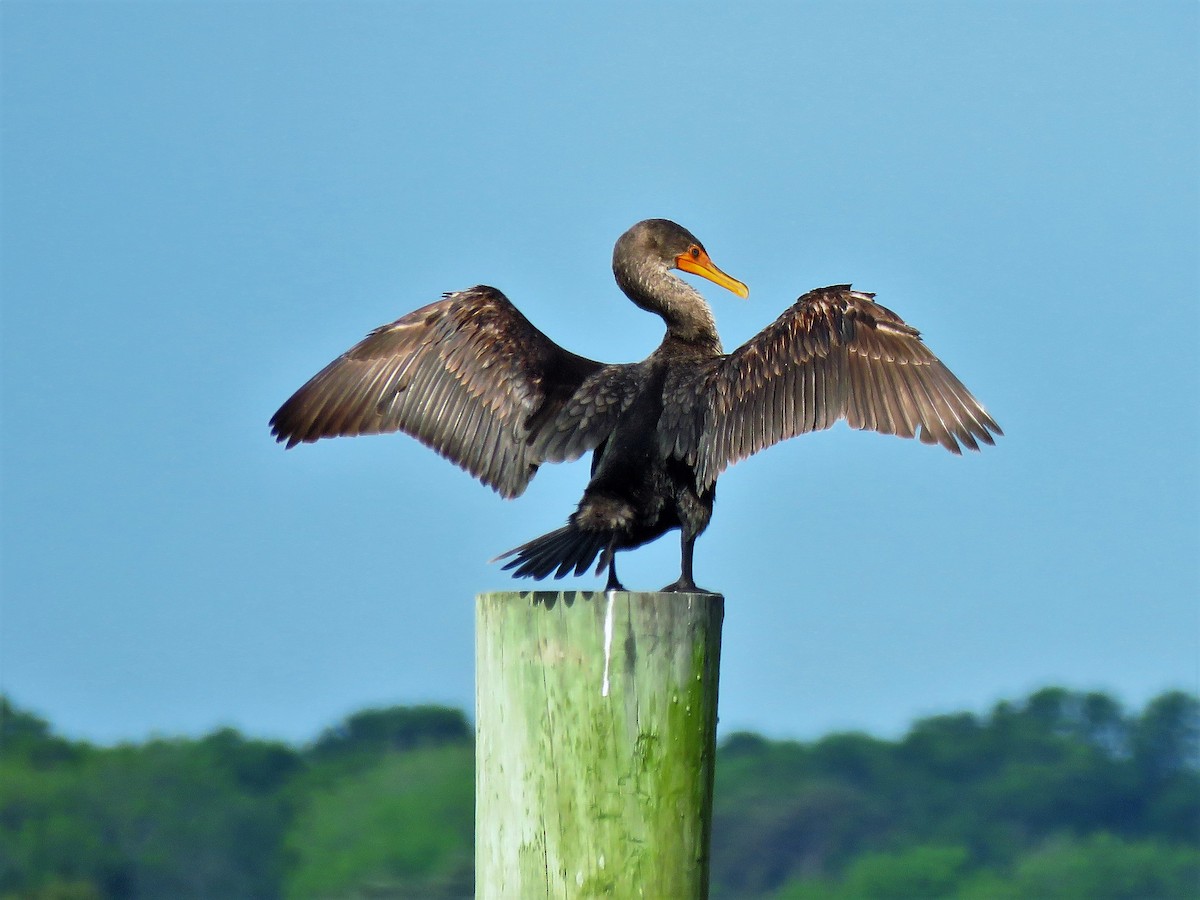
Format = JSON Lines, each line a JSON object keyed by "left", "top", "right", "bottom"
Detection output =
{"left": 615, "top": 261, "right": 723, "bottom": 351}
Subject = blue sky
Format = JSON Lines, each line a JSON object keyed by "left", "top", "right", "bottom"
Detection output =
{"left": 2, "top": 2, "right": 1196, "bottom": 745}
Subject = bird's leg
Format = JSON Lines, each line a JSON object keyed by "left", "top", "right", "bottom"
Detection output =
{"left": 604, "top": 541, "right": 626, "bottom": 592}
{"left": 660, "top": 532, "right": 714, "bottom": 594}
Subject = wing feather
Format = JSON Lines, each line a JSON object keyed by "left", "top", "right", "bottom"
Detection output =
{"left": 694, "top": 285, "right": 1001, "bottom": 486}
{"left": 270, "top": 285, "right": 621, "bottom": 498}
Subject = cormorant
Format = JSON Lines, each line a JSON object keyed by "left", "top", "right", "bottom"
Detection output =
{"left": 270, "top": 219, "right": 1001, "bottom": 592}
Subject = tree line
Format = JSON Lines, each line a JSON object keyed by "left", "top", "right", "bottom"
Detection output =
{"left": 1, "top": 687, "right": 1196, "bottom": 898}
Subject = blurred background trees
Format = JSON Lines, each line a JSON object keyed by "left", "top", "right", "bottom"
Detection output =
{"left": 1, "top": 689, "right": 1196, "bottom": 899}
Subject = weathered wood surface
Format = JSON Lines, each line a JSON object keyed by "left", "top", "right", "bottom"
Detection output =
{"left": 476, "top": 590, "right": 724, "bottom": 899}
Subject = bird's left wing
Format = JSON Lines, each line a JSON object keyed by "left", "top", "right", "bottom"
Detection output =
{"left": 270, "top": 286, "right": 612, "bottom": 498}
{"left": 692, "top": 285, "right": 1002, "bottom": 487}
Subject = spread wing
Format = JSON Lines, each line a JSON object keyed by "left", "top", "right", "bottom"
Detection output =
{"left": 694, "top": 285, "right": 1002, "bottom": 486}
{"left": 270, "top": 285, "right": 632, "bottom": 498}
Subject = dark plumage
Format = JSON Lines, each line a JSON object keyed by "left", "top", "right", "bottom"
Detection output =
{"left": 270, "top": 219, "right": 1001, "bottom": 592}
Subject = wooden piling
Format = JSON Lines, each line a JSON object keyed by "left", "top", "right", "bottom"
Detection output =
{"left": 475, "top": 590, "right": 724, "bottom": 899}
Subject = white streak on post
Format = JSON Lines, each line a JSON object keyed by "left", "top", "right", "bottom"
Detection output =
{"left": 601, "top": 589, "right": 616, "bottom": 697}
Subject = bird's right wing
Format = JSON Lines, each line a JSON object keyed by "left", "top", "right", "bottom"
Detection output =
{"left": 270, "top": 285, "right": 627, "bottom": 498}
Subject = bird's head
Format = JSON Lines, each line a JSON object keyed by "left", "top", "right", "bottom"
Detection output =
{"left": 614, "top": 219, "right": 749, "bottom": 300}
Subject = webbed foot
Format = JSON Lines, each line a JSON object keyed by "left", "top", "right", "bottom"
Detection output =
{"left": 659, "top": 578, "right": 717, "bottom": 595}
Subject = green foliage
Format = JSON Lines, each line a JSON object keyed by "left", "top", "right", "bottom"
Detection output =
{"left": 200, "top": 727, "right": 303, "bottom": 795}
{"left": 998, "top": 832, "right": 1200, "bottom": 900}
{"left": 711, "top": 688, "right": 1200, "bottom": 897}
{"left": 0, "top": 736, "right": 293, "bottom": 898}
{"left": 1, "top": 709, "right": 303, "bottom": 899}
{"left": 777, "top": 835, "right": 1200, "bottom": 900}
{"left": 0, "top": 698, "right": 86, "bottom": 767}
{"left": 0, "top": 880, "right": 104, "bottom": 900}
{"left": 791, "top": 844, "right": 970, "bottom": 899}
{"left": 713, "top": 734, "right": 893, "bottom": 895}
{"left": 1, "top": 688, "right": 1195, "bottom": 899}
{"left": 1132, "top": 691, "right": 1199, "bottom": 780}
{"left": 283, "top": 746, "right": 474, "bottom": 899}
{"left": 0, "top": 757, "right": 116, "bottom": 898}
{"left": 310, "top": 706, "right": 471, "bottom": 765}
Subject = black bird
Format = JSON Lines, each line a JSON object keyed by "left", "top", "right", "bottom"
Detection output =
{"left": 270, "top": 219, "right": 1000, "bottom": 592}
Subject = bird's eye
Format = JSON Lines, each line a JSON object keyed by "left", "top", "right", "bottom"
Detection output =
{"left": 690, "top": 247, "right": 701, "bottom": 259}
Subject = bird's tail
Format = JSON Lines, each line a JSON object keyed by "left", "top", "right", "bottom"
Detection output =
{"left": 493, "top": 524, "right": 609, "bottom": 581}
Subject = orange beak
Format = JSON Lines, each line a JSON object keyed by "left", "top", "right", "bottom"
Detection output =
{"left": 675, "top": 247, "right": 750, "bottom": 299}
